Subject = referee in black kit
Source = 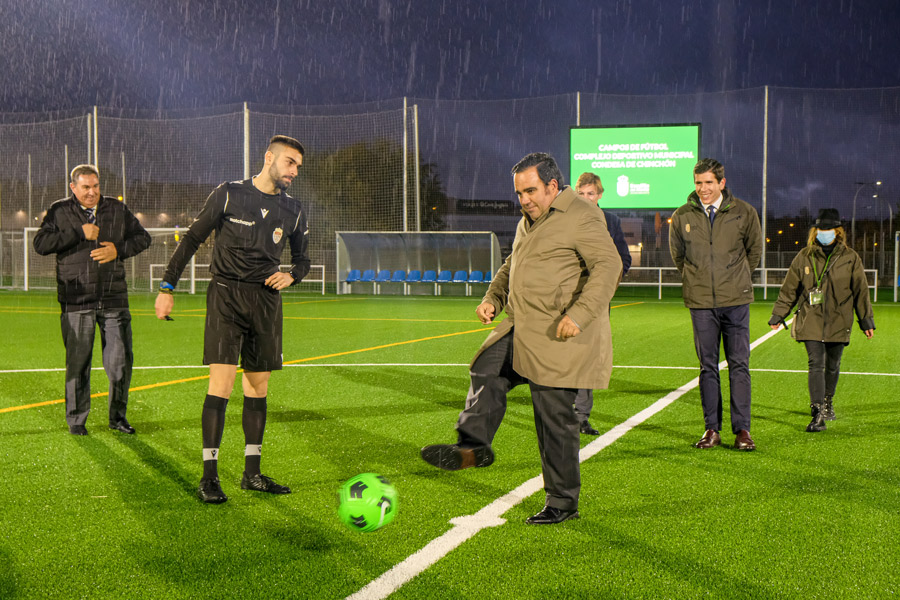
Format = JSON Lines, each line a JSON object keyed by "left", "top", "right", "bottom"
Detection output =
{"left": 155, "top": 135, "right": 310, "bottom": 504}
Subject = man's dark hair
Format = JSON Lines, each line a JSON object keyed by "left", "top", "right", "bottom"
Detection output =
{"left": 511, "top": 152, "right": 564, "bottom": 187}
{"left": 694, "top": 158, "right": 725, "bottom": 182}
{"left": 70, "top": 164, "right": 100, "bottom": 183}
{"left": 268, "top": 135, "right": 305, "bottom": 157}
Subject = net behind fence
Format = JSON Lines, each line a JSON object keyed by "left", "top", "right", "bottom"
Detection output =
{"left": 2, "top": 90, "right": 899, "bottom": 293}
{"left": 0, "top": 115, "right": 91, "bottom": 232}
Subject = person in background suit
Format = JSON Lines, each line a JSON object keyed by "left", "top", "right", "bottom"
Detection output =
{"left": 573, "top": 171, "right": 632, "bottom": 435}
{"left": 669, "top": 158, "right": 762, "bottom": 451}
{"left": 420, "top": 152, "right": 622, "bottom": 525}
{"left": 33, "top": 164, "right": 151, "bottom": 435}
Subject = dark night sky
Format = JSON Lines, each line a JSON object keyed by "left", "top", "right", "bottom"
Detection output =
{"left": 2, "top": 0, "right": 900, "bottom": 112}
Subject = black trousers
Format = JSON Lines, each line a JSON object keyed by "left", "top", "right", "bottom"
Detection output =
{"left": 689, "top": 304, "right": 752, "bottom": 434}
{"left": 455, "top": 330, "right": 581, "bottom": 511}
{"left": 803, "top": 341, "right": 845, "bottom": 405}
{"left": 60, "top": 308, "right": 133, "bottom": 427}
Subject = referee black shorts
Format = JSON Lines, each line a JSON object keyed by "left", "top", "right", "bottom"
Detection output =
{"left": 203, "top": 276, "right": 283, "bottom": 371}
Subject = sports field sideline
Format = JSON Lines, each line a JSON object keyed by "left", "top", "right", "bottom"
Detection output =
{"left": 1, "top": 290, "right": 898, "bottom": 599}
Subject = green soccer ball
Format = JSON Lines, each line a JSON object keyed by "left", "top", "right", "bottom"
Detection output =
{"left": 337, "top": 473, "right": 398, "bottom": 532}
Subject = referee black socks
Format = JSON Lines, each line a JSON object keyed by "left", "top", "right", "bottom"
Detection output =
{"left": 242, "top": 396, "right": 267, "bottom": 476}
{"left": 202, "top": 394, "right": 229, "bottom": 480}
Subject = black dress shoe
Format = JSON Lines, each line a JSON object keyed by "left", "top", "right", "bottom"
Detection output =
{"left": 579, "top": 420, "right": 600, "bottom": 435}
{"left": 69, "top": 425, "right": 88, "bottom": 436}
{"left": 525, "top": 505, "right": 580, "bottom": 525}
{"left": 241, "top": 472, "right": 291, "bottom": 494}
{"left": 694, "top": 429, "right": 721, "bottom": 449}
{"left": 197, "top": 478, "right": 228, "bottom": 504}
{"left": 109, "top": 419, "right": 135, "bottom": 434}
{"left": 420, "top": 444, "right": 494, "bottom": 471}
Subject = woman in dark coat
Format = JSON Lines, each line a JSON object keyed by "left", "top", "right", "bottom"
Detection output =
{"left": 768, "top": 208, "right": 875, "bottom": 432}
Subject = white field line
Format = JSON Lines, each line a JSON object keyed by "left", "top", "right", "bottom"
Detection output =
{"left": 346, "top": 325, "right": 792, "bottom": 600}
{"left": 3, "top": 362, "right": 899, "bottom": 378}
{"left": 0, "top": 364, "right": 468, "bottom": 374}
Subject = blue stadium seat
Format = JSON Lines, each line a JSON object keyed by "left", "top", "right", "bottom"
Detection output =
{"left": 391, "top": 270, "right": 407, "bottom": 282}
{"left": 360, "top": 269, "right": 376, "bottom": 282}
{"left": 436, "top": 270, "right": 452, "bottom": 283}
{"left": 406, "top": 270, "right": 422, "bottom": 283}
{"left": 452, "top": 270, "right": 468, "bottom": 283}
{"left": 412, "top": 269, "right": 438, "bottom": 295}
{"left": 484, "top": 271, "right": 492, "bottom": 282}
{"left": 468, "top": 270, "right": 483, "bottom": 283}
{"left": 374, "top": 269, "right": 392, "bottom": 283}
{"left": 342, "top": 268, "right": 363, "bottom": 294}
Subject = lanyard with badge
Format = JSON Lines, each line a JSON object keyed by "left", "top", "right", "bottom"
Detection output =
{"left": 808, "top": 252, "right": 833, "bottom": 306}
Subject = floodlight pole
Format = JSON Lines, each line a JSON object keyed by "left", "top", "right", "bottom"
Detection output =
{"left": 243, "top": 102, "right": 250, "bottom": 179}
{"left": 64, "top": 144, "right": 69, "bottom": 197}
{"left": 93, "top": 106, "right": 98, "bottom": 172}
{"left": 403, "top": 97, "right": 408, "bottom": 232}
{"left": 761, "top": 85, "right": 769, "bottom": 292}
{"left": 895, "top": 230, "right": 899, "bottom": 302}
{"left": 852, "top": 180, "right": 881, "bottom": 249}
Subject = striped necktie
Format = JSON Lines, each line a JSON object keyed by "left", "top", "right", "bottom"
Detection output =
{"left": 86, "top": 208, "right": 96, "bottom": 224}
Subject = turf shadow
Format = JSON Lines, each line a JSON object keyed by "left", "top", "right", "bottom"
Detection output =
{"left": 0, "top": 545, "right": 17, "bottom": 599}
{"left": 317, "top": 365, "right": 468, "bottom": 404}
{"left": 269, "top": 401, "right": 450, "bottom": 423}
{"left": 607, "top": 376, "right": 686, "bottom": 396}
{"left": 70, "top": 434, "right": 196, "bottom": 502}
{"left": 568, "top": 520, "right": 780, "bottom": 598}
{"left": 113, "top": 434, "right": 197, "bottom": 496}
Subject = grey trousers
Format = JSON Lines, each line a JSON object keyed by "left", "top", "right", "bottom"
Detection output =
{"left": 574, "top": 388, "right": 593, "bottom": 421}
{"left": 60, "top": 308, "right": 133, "bottom": 427}
{"left": 455, "top": 330, "right": 581, "bottom": 511}
{"left": 689, "top": 304, "right": 752, "bottom": 434}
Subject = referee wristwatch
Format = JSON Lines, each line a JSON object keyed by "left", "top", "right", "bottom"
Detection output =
{"left": 159, "top": 281, "right": 175, "bottom": 295}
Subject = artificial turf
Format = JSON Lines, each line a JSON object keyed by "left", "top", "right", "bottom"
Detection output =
{"left": 0, "top": 290, "right": 897, "bottom": 599}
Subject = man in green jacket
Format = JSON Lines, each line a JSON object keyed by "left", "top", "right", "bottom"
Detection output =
{"left": 669, "top": 158, "right": 762, "bottom": 451}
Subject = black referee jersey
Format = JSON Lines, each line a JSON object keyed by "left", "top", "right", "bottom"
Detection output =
{"left": 163, "top": 179, "right": 310, "bottom": 287}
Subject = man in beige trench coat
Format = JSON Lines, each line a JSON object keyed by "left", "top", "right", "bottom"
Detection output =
{"left": 421, "top": 152, "right": 622, "bottom": 525}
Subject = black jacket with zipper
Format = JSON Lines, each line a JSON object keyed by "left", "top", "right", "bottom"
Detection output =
{"left": 33, "top": 195, "right": 151, "bottom": 311}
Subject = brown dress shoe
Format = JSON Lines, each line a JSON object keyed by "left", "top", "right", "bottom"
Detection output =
{"left": 734, "top": 429, "right": 756, "bottom": 451}
{"left": 694, "top": 429, "right": 721, "bottom": 449}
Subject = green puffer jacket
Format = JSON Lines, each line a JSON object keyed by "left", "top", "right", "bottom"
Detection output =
{"left": 669, "top": 188, "right": 762, "bottom": 309}
{"left": 769, "top": 242, "right": 875, "bottom": 343}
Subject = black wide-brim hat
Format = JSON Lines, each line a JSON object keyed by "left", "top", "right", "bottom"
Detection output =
{"left": 814, "top": 208, "right": 842, "bottom": 229}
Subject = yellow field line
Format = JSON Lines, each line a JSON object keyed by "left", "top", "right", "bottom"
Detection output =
{"left": 0, "top": 327, "right": 492, "bottom": 414}
{"left": 611, "top": 301, "right": 644, "bottom": 309}
{"left": 283, "top": 327, "right": 492, "bottom": 364}
{"left": 284, "top": 316, "right": 481, "bottom": 323}
{"left": 2, "top": 302, "right": 641, "bottom": 414}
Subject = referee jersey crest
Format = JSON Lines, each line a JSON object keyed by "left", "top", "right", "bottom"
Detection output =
{"left": 273, "top": 227, "right": 283, "bottom": 244}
